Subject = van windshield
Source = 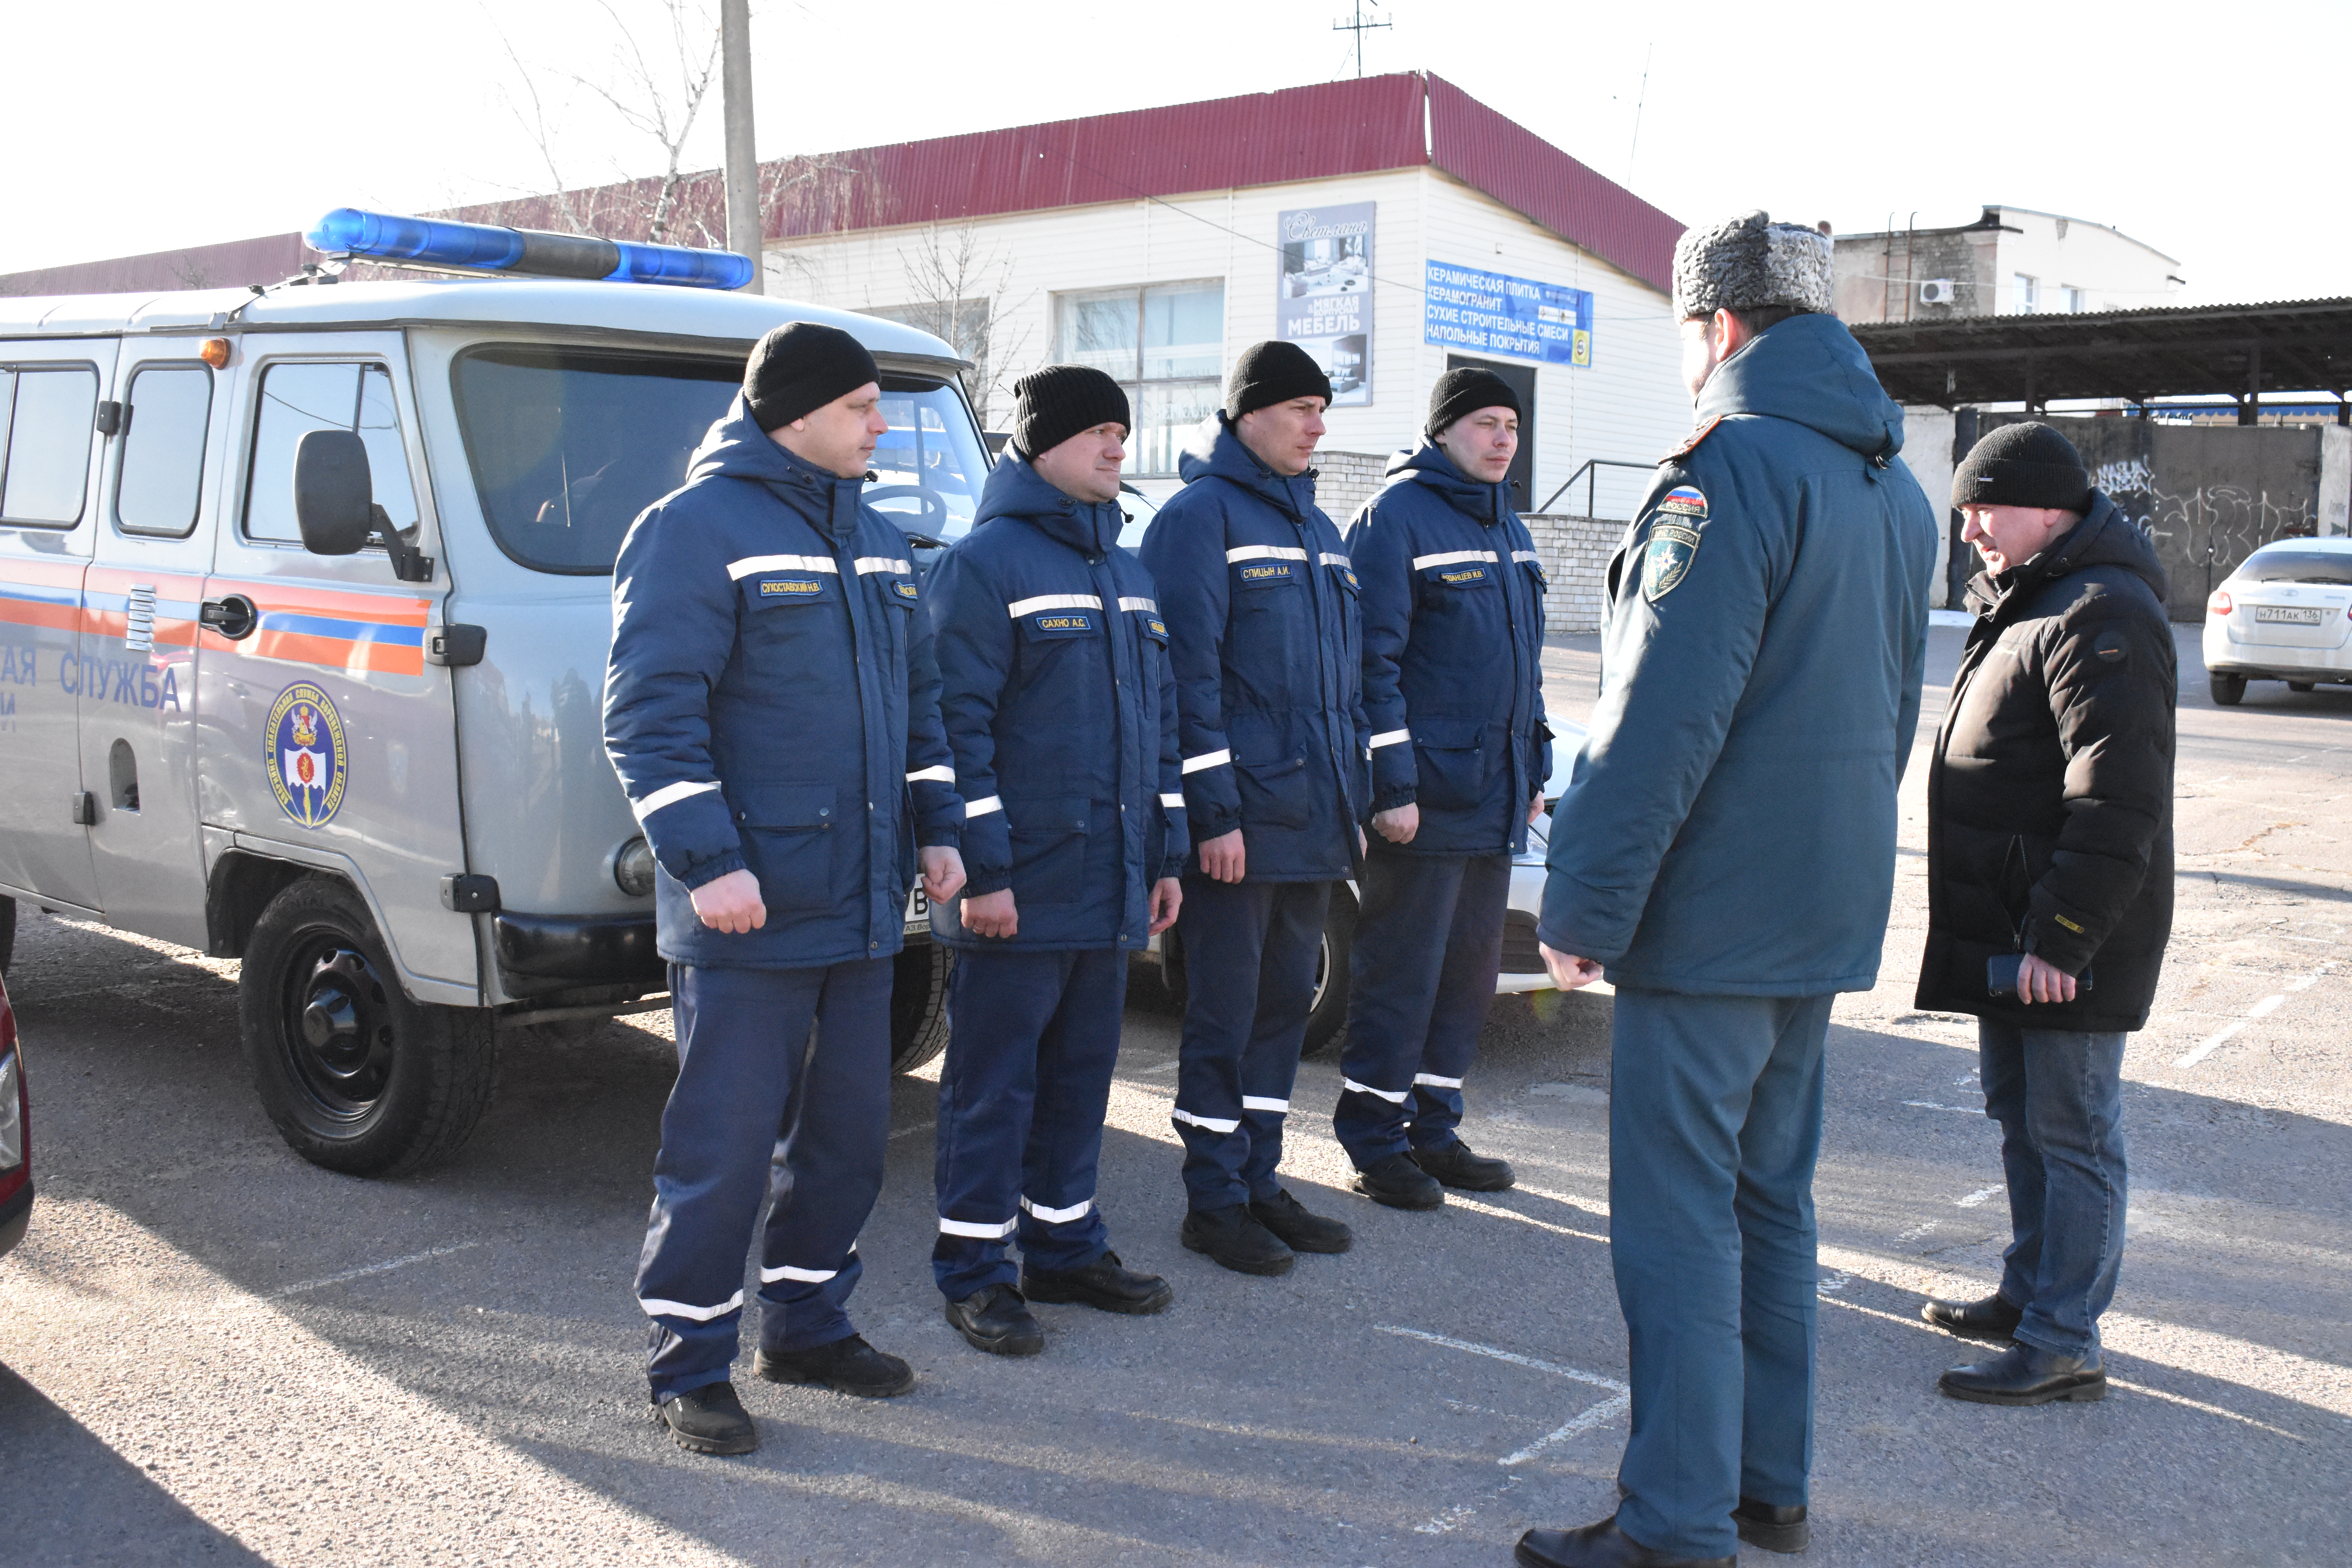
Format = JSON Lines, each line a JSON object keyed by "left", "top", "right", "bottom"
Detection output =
{"left": 451, "top": 344, "right": 990, "bottom": 573}
{"left": 2238, "top": 546, "right": 2352, "bottom": 587}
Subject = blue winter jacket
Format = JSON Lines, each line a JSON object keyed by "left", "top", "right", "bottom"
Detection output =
{"left": 926, "top": 456, "right": 1188, "bottom": 951}
{"left": 604, "top": 395, "right": 960, "bottom": 970}
{"left": 1346, "top": 443, "right": 1551, "bottom": 858}
{"left": 1138, "top": 416, "right": 1367, "bottom": 881}
{"left": 1539, "top": 312, "right": 1940, "bottom": 995}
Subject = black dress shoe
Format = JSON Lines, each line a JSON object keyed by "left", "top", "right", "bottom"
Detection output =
{"left": 1921, "top": 1291, "right": 2023, "bottom": 1342}
{"left": 649, "top": 1381, "right": 757, "bottom": 1455}
{"left": 1410, "top": 1139, "right": 1516, "bottom": 1191}
{"left": 1249, "top": 1186, "right": 1353, "bottom": 1253}
{"left": 1021, "top": 1250, "right": 1174, "bottom": 1314}
{"left": 1515, "top": 1515, "right": 1732, "bottom": 1568}
{"left": 1181, "top": 1204, "right": 1295, "bottom": 1276}
{"left": 1352, "top": 1152, "right": 1444, "bottom": 1210}
{"left": 1733, "top": 1498, "right": 1809, "bottom": 1554}
{"left": 753, "top": 1333, "right": 915, "bottom": 1397}
{"left": 1939, "top": 1341, "right": 2105, "bottom": 1405}
{"left": 945, "top": 1284, "right": 1045, "bottom": 1356}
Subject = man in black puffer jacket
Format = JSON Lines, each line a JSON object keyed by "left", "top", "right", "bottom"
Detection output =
{"left": 1915, "top": 421, "right": 2176, "bottom": 1409}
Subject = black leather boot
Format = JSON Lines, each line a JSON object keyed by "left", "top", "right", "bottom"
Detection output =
{"left": 1515, "top": 1515, "right": 1733, "bottom": 1568}
{"left": 1733, "top": 1498, "right": 1810, "bottom": 1553}
{"left": 753, "top": 1333, "right": 915, "bottom": 1397}
{"left": 1410, "top": 1139, "right": 1516, "bottom": 1191}
{"left": 1352, "top": 1152, "right": 1444, "bottom": 1210}
{"left": 1921, "top": 1291, "right": 2023, "bottom": 1342}
{"left": 1180, "top": 1204, "right": 1295, "bottom": 1276}
{"left": 1939, "top": 1341, "right": 2105, "bottom": 1405}
{"left": 945, "top": 1284, "right": 1045, "bottom": 1356}
{"left": 1022, "top": 1250, "right": 1175, "bottom": 1314}
{"left": 649, "top": 1381, "right": 758, "bottom": 1455}
{"left": 1249, "top": 1186, "right": 1353, "bottom": 1253}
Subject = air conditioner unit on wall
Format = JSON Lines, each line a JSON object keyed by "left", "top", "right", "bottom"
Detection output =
{"left": 1918, "top": 279, "right": 1957, "bottom": 306}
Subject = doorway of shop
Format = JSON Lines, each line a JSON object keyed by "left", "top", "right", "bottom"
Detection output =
{"left": 1442, "top": 354, "right": 1537, "bottom": 507}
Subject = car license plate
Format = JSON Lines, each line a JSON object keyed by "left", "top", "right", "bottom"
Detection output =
{"left": 903, "top": 887, "right": 929, "bottom": 934}
{"left": 2254, "top": 605, "right": 2323, "bottom": 624}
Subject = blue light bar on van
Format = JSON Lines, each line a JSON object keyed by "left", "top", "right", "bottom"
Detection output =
{"left": 304, "top": 208, "right": 755, "bottom": 291}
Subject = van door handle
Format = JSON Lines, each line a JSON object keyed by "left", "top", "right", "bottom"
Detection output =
{"left": 200, "top": 595, "right": 258, "bottom": 640}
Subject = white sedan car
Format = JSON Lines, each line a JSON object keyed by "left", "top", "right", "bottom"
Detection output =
{"left": 2202, "top": 537, "right": 2352, "bottom": 704}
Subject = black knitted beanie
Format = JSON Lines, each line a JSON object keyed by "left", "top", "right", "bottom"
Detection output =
{"left": 1952, "top": 421, "right": 2093, "bottom": 512}
{"left": 1426, "top": 367, "right": 1521, "bottom": 441}
{"left": 1225, "top": 340, "right": 1334, "bottom": 419}
{"left": 1010, "top": 365, "right": 1131, "bottom": 460}
{"left": 743, "top": 321, "right": 880, "bottom": 429}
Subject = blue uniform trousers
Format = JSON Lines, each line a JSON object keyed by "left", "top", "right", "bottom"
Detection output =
{"left": 1608, "top": 986, "right": 1831, "bottom": 1561}
{"left": 933, "top": 947, "right": 1125, "bottom": 1300}
{"left": 636, "top": 957, "right": 892, "bottom": 1402}
{"left": 1333, "top": 841, "right": 1509, "bottom": 1166}
{"left": 1171, "top": 875, "right": 1332, "bottom": 1211}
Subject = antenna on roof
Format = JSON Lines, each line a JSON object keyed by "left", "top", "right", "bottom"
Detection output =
{"left": 1332, "top": 0, "right": 1391, "bottom": 79}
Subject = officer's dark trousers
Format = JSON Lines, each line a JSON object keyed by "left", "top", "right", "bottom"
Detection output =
{"left": 636, "top": 957, "right": 892, "bottom": 1402}
{"left": 933, "top": 947, "right": 1123, "bottom": 1300}
{"left": 1172, "top": 874, "right": 1331, "bottom": 1211}
{"left": 1333, "top": 840, "right": 1508, "bottom": 1166}
{"left": 1608, "top": 985, "right": 1831, "bottom": 1562}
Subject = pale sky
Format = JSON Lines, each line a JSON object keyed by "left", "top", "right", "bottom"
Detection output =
{"left": 4, "top": 0, "right": 2332, "bottom": 308}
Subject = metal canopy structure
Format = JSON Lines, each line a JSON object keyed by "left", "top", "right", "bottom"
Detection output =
{"left": 1851, "top": 297, "right": 2352, "bottom": 421}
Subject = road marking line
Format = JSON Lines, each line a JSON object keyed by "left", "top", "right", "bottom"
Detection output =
{"left": 1445, "top": 1194, "right": 1609, "bottom": 1245}
{"left": 276, "top": 1241, "right": 483, "bottom": 1297}
{"left": 1373, "top": 1325, "right": 1627, "bottom": 1392}
{"left": 888, "top": 1120, "right": 936, "bottom": 1141}
{"left": 2175, "top": 964, "right": 2330, "bottom": 1068}
{"left": 1902, "top": 1100, "right": 1982, "bottom": 1115}
{"left": 1500, "top": 1393, "right": 1631, "bottom": 1465}
{"left": 1956, "top": 1185, "right": 2004, "bottom": 1208}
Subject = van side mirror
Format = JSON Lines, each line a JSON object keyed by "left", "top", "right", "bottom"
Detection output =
{"left": 292, "top": 428, "right": 434, "bottom": 582}
{"left": 293, "top": 430, "right": 374, "bottom": 556}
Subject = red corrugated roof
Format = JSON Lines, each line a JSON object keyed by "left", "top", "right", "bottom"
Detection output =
{"left": 0, "top": 72, "right": 1682, "bottom": 299}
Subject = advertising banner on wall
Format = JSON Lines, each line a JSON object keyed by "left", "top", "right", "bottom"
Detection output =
{"left": 1423, "top": 260, "right": 1593, "bottom": 367}
{"left": 1277, "top": 203, "right": 1375, "bottom": 407}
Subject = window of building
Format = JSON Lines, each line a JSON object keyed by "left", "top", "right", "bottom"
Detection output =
{"left": 1055, "top": 281, "right": 1224, "bottom": 476}
{"left": 2062, "top": 286, "right": 2087, "bottom": 315}
{"left": 0, "top": 365, "right": 101, "bottom": 526}
{"left": 243, "top": 362, "right": 418, "bottom": 544}
{"left": 115, "top": 364, "right": 213, "bottom": 537}
{"left": 2011, "top": 274, "right": 2038, "bottom": 314}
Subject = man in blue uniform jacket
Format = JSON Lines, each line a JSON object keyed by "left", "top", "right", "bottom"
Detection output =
{"left": 1335, "top": 367, "right": 1550, "bottom": 1211}
{"left": 926, "top": 365, "right": 1187, "bottom": 1356}
{"left": 605, "top": 322, "right": 966, "bottom": 1456}
{"left": 1139, "top": 341, "right": 1364, "bottom": 1276}
{"left": 1521, "top": 213, "right": 1938, "bottom": 1568}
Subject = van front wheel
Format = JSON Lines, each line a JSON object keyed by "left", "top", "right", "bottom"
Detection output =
{"left": 241, "top": 877, "right": 497, "bottom": 1176}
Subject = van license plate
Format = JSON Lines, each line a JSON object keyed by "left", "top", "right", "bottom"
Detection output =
{"left": 2254, "top": 606, "right": 2323, "bottom": 624}
{"left": 903, "top": 888, "right": 929, "bottom": 933}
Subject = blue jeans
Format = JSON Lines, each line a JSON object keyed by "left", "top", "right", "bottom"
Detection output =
{"left": 1610, "top": 987, "right": 1830, "bottom": 1562}
{"left": 1978, "top": 1018, "right": 2129, "bottom": 1358}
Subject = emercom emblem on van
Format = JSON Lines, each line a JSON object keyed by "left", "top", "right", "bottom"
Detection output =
{"left": 265, "top": 681, "right": 349, "bottom": 828}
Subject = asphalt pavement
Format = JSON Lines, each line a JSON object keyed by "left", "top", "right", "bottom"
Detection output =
{"left": 1, "top": 622, "right": 2346, "bottom": 1567}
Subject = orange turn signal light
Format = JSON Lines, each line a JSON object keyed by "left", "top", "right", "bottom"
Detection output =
{"left": 198, "top": 337, "right": 232, "bottom": 369}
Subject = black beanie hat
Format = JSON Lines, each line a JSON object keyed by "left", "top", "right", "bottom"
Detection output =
{"left": 1009, "top": 365, "right": 1130, "bottom": 461}
{"left": 1426, "top": 367, "right": 1522, "bottom": 441}
{"left": 744, "top": 321, "right": 880, "bottom": 430}
{"left": 1224, "top": 340, "right": 1334, "bottom": 419}
{"left": 1951, "top": 421, "right": 2093, "bottom": 512}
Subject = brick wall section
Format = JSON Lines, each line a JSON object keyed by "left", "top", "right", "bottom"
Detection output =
{"left": 1524, "top": 513, "right": 1625, "bottom": 632}
{"left": 1313, "top": 449, "right": 1390, "bottom": 526}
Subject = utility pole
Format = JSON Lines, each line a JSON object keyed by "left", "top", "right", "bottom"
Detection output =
{"left": 720, "top": 0, "right": 761, "bottom": 293}
{"left": 1332, "top": 0, "right": 1390, "bottom": 79}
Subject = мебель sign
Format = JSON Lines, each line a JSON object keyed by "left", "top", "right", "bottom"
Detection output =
{"left": 1277, "top": 203, "right": 1375, "bottom": 406}
{"left": 1422, "top": 260, "right": 1592, "bottom": 367}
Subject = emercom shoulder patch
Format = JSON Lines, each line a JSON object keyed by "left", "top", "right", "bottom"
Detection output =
{"left": 1639, "top": 485, "right": 1707, "bottom": 603}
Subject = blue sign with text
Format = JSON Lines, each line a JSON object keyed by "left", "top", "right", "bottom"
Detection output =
{"left": 1422, "top": 261, "right": 1593, "bottom": 367}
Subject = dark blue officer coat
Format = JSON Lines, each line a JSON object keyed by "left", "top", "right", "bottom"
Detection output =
{"left": 1138, "top": 416, "right": 1367, "bottom": 881}
{"left": 1346, "top": 442, "right": 1551, "bottom": 858}
{"left": 604, "top": 395, "right": 961, "bottom": 969}
{"left": 925, "top": 455, "right": 1187, "bottom": 951}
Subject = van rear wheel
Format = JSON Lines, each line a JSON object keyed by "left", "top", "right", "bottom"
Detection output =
{"left": 1300, "top": 890, "right": 1356, "bottom": 1060}
{"left": 241, "top": 877, "right": 497, "bottom": 1176}
{"left": 889, "top": 942, "right": 952, "bottom": 1074}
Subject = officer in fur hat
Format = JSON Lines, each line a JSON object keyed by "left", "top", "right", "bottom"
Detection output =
{"left": 1522, "top": 213, "right": 1939, "bottom": 1567}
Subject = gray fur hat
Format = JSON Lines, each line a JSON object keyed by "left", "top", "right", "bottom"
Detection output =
{"left": 1671, "top": 211, "right": 1835, "bottom": 322}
